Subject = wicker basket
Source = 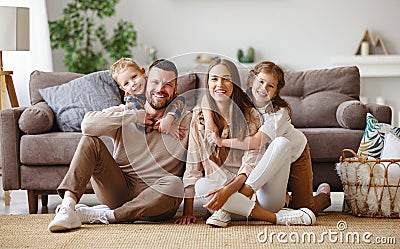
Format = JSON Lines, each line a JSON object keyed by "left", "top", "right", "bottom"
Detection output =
{"left": 336, "top": 149, "right": 400, "bottom": 218}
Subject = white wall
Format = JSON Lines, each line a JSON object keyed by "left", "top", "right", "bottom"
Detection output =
{"left": 1, "top": 0, "right": 52, "bottom": 107}
{"left": 45, "top": 0, "right": 400, "bottom": 125}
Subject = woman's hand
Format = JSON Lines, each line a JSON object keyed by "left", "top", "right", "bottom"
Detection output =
{"left": 206, "top": 131, "right": 223, "bottom": 147}
{"left": 174, "top": 214, "right": 197, "bottom": 225}
{"left": 203, "top": 187, "right": 230, "bottom": 211}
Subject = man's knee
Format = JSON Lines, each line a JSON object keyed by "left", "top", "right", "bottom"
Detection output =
{"left": 78, "top": 135, "right": 101, "bottom": 148}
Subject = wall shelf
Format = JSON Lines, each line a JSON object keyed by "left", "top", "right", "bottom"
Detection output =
{"left": 331, "top": 55, "right": 400, "bottom": 77}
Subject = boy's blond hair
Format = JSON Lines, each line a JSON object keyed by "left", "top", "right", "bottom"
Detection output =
{"left": 110, "top": 58, "right": 141, "bottom": 84}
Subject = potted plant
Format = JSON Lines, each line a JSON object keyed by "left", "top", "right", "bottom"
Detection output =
{"left": 49, "top": 0, "right": 137, "bottom": 73}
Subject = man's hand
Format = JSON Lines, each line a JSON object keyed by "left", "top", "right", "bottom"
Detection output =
{"left": 202, "top": 187, "right": 230, "bottom": 211}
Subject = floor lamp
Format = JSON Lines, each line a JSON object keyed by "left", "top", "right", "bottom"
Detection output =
{"left": 0, "top": 6, "right": 29, "bottom": 206}
{"left": 0, "top": 50, "right": 19, "bottom": 109}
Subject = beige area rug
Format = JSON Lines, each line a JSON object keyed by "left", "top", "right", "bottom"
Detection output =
{"left": 0, "top": 212, "right": 399, "bottom": 249}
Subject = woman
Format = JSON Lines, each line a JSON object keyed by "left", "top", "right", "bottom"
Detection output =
{"left": 207, "top": 61, "right": 331, "bottom": 218}
{"left": 175, "top": 58, "right": 315, "bottom": 227}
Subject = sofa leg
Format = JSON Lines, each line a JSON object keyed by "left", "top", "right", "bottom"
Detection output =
{"left": 27, "top": 190, "right": 38, "bottom": 214}
{"left": 41, "top": 195, "right": 48, "bottom": 206}
{"left": 4, "top": 190, "right": 10, "bottom": 205}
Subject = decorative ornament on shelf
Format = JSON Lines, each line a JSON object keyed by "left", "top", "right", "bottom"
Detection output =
{"left": 355, "top": 29, "right": 388, "bottom": 56}
{"left": 194, "top": 54, "right": 216, "bottom": 64}
{"left": 237, "top": 47, "right": 255, "bottom": 63}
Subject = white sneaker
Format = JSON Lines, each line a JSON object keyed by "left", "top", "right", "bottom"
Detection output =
{"left": 206, "top": 209, "right": 231, "bottom": 228}
{"left": 75, "top": 204, "right": 110, "bottom": 224}
{"left": 316, "top": 183, "right": 331, "bottom": 195}
{"left": 48, "top": 204, "right": 82, "bottom": 232}
{"left": 276, "top": 208, "right": 316, "bottom": 226}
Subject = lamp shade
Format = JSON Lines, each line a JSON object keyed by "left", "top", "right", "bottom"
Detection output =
{"left": 0, "top": 6, "right": 29, "bottom": 51}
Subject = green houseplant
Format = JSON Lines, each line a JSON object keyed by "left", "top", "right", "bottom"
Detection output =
{"left": 49, "top": 0, "right": 137, "bottom": 73}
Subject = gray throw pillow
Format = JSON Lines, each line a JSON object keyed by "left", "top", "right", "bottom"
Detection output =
{"left": 39, "top": 70, "right": 122, "bottom": 131}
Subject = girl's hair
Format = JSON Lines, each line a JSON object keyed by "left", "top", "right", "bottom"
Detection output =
{"left": 246, "top": 61, "right": 292, "bottom": 116}
{"left": 110, "top": 57, "right": 141, "bottom": 84}
{"left": 205, "top": 58, "right": 256, "bottom": 140}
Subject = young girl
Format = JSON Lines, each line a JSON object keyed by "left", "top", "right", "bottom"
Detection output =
{"left": 207, "top": 61, "right": 331, "bottom": 221}
{"left": 175, "top": 58, "right": 316, "bottom": 227}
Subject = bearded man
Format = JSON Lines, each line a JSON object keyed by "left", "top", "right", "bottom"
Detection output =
{"left": 48, "top": 59, "right": 191, "bottom": 232}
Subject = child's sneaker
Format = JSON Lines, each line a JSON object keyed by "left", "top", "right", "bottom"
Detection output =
{"left": 205, "top": 209, "right": 231, "bottom": 228}
{"left": 75, "top": 204, "right": 111, "bottom": 224}
{"left": 276, "top": 208, "right": 316, "bottom": 226}
{"left": 48, "top": 204, "right": 82, "bottom": 232}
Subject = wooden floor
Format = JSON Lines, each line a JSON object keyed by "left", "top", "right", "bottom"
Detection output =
{"left": 0, "top": 178, "right": 344, "bottom": 215}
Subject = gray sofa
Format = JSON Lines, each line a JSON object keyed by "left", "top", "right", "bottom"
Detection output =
{"left": 0, "top": 66, "right": 392, "bottom": 213}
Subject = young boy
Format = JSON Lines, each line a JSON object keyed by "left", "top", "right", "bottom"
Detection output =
{"left": 110, "top": 58, "right": 186, "bottom": 140}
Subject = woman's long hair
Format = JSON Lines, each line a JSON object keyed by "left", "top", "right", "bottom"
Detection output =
{"left": 246, "top": 61, "right": 292, "bottom": 116}
{"left": 205, "top": 58, "right": 256, "bottom": 140}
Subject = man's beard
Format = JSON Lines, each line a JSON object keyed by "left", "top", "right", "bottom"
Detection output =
{"left": 146, "top": 90, "right": 174, "bottom": 110}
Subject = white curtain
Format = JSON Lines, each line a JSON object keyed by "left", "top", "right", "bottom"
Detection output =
{"left": 30, "top": 0, "right": 53, "bottom": 72}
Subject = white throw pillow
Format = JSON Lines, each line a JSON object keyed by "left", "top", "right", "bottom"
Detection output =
{"left": 381, "top": 132, "right": 400, "bottom": 159}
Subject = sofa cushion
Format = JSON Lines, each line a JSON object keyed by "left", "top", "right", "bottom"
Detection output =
{"left": 177, "top": 73, "right": 197, "bottom": 111}
{"left": 336, "top": 100, "right": 367, "bottom": 129}
{"left": 283, "top": 66, "right": 360, "bottom": 128}
{"left": 301, "top": 127, "right": 364, "bottom": 161}
{"left": 20, "top": 165, "right": 93, "bottom": 190}
{"left": 20, "top": 132, "right": 113, "bottom": 165}
{"left": 30, "top": 70, "right": 84, "bottom": 105}
{"left": 358, "top": 113, "right": 400, "bottom": 158}
{"left": 18, "top": 102, "right": 54, "bottom": 134}
{"left": 285, "top": 93, "right": 354, "bottom": 128}
{"left": 39, "top": 70, "right": 122, "bottom": 132}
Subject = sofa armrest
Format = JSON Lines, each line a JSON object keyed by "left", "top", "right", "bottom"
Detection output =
{"left": 0, "top": 107, "right": 27, "bottom": 190}
{"left": 366, "top": 103, "right": 392, "bottom": 124}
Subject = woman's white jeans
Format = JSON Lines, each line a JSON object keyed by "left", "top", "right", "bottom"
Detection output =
{"left": 195, "top": 137, "right": 292, "bottom": 217}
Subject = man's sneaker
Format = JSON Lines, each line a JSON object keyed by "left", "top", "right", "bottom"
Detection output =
{"left": 206, "top": 209, "right": 231, "bottom": 228}
{"left": 48, "top": 204, "right": 82, "bottom": 232}
{"left": 276, "top": 208, "right": 316, "bottom": 226}
{"left": 75, "top": 204, "right": 110, "bottom": 224}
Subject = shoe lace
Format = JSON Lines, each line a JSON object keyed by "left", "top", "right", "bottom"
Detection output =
{"left": 55, "top": 204, "right": 69, "bottom": 215}
{"left": 218, "top": 210, "right": 231, "bottom": 221}
{"left": 282, "top": 213, "right": 303, "bottom": 226}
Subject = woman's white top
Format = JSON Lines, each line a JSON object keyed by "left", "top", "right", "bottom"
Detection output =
{"left": 257, "top": 106, "right": 307, "bottom": 163}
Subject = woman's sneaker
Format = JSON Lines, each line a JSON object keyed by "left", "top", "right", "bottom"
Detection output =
{"left": 75, "top": 204, "right": 110, "bottom": 224}
{"left": 276, "top": 208, "right": 316, "bottom": 226}
{"left": 206, "top": 209, "right": 231, "bottom": 228}
{"left": 48, "top": 204, "right": 82, "bottom": 232}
